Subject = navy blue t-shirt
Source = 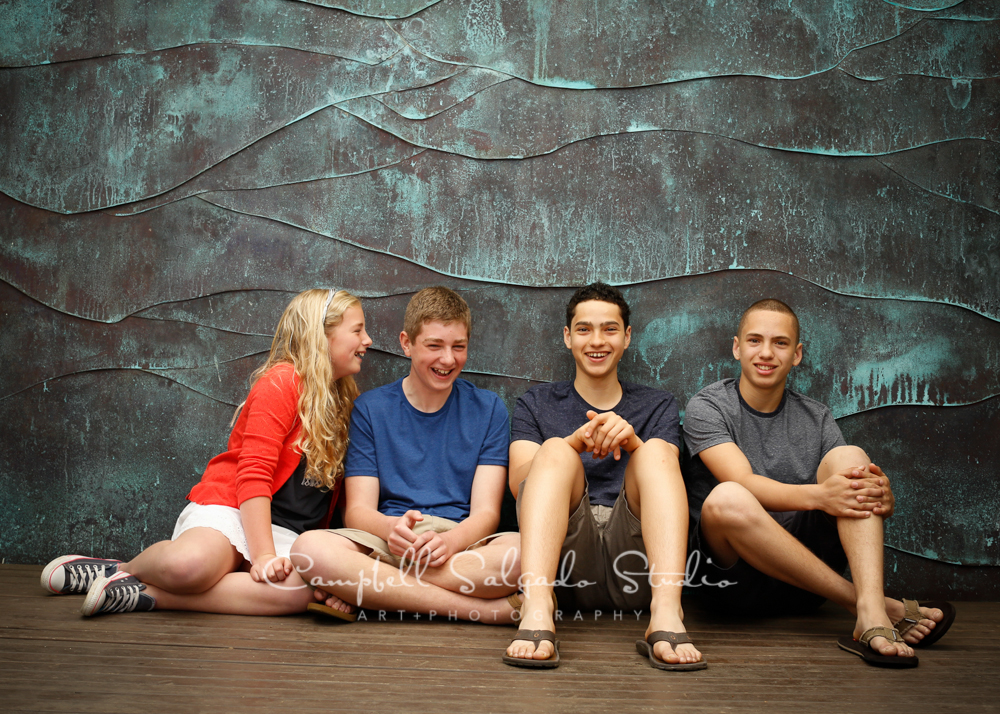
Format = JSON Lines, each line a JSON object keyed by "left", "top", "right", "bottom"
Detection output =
{"left": 344, "top": 378, "right": 510, "bottom": 520}
{"left": 511, "top": 381, "right": 681, "bottom": 507}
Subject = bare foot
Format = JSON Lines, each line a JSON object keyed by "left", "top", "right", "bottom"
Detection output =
{"left": 885, "top": 598, "right": 945, "bottom": 645}
{"left": 646, "top": 608, "right": 702, "bottom": 665}
{"left": 854, "top": 607, "right": 915, "bottom": 659}
{"left": 505, "top": 595, "right": 556, "bottom": 662}
{"left": 314, "top": 588, "right": 355, "bottom": 616}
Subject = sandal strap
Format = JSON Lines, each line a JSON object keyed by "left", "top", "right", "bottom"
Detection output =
{"left": 510, "top": 629, "right": 557, "bottom": 652}
{"left": 859, "top": 626, "right": 902, "bottom": 646}
{"left": 894, "top": 598, "right": 921, "bottom": 636}
{"left": 647, "top": 631, "right": 692, "bottom": 652}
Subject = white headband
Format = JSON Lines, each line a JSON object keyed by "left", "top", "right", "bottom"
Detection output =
{"left": 321, "top": 289, "right": 336, "bottom": 326}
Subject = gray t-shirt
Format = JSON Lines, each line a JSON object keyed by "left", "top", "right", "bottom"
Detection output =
{"left": 682, "top": 378, "right": 846, "bottom": 522}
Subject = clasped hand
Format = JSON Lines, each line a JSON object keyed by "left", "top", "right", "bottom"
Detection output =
{"left": 249, "top": 553, "right": 294, "bottom": 583}
{"left": 818, "top": 463, "right": 894, "bottom": 518}
{"left": 387, "top": 510, "right": 453, "bottom": 568}
{"left": 572, "top": 409, "right": 641, "bottom": 461}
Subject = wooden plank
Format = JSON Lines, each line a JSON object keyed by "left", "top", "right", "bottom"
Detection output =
{"left": 1, "top": 565, "right": 998, "bottom": 713}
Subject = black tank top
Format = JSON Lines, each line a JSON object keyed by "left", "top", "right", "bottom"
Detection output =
{"left": 269, "top": 457, "right": 333, "bottom": 534}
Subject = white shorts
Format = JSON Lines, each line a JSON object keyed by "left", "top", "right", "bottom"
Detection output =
{"left": 171, "top": 502, "right": 299, "bottom": 562}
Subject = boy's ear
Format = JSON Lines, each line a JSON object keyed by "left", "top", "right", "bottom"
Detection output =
{"left": 563, "top": 325, "right": 572, "bottom": 349}
{"left": 793, "top": 342, "right": 803, "bottom": 366}
{"left": 399, "top": 330, "right": 412, "bottom": 357}
{"left": 732, "top": 335, "right": 741, "bottom": 360}
{"left": 623, "top": 325, "right": 631, "bottom": 349}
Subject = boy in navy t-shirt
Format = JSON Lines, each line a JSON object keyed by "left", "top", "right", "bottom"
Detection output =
{"left": 503, "top": 283, "right": 704, "bottom": 670}
{"left": 293, "top": 288, "right": 521, "bottom": 623}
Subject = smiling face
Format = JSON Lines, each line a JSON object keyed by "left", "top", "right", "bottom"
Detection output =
{"left": 400, "top": 319, "right": 468, "bottom": 399}
{"left": 326, "top": 304, "right": 372, "bottom": 379}
{"left": 733, "top": 309, "right": 802, "bottom": 396}
{"left": 563, "top": 299, "right": 631, "bottom": 382}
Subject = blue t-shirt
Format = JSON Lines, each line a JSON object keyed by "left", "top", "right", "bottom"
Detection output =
{"left": 511, "top": 381, "right": 681, "bottom": 507}
{"left": 344, "top": 378, "right": 510, "bottom": 520}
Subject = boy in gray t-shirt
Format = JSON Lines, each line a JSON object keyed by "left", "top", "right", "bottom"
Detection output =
{"left": 682, "top": 299, "right": 955, "bottom": 668}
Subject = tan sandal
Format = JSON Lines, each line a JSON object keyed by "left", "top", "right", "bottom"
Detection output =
{"left": 838, "top": 626, "right": 918, "bottom": 668}
{"left": 894, "top": 598, "right": 956, "bottom": 647}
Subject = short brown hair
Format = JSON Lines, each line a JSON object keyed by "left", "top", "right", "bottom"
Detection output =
{"left": 404, "top": 287, "right": 472, "bottom": 341}
{"left": 737, "top": 298, "right": 800, "bottom": 343}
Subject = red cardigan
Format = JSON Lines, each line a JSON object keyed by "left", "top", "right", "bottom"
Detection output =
{"left": 187, "top": 363, "right": 340, "bottom": 526}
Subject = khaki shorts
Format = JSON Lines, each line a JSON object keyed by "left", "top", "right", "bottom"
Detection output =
{"left": 328, "top": 514, "right": 515, "bottom": 570}
{"left": 517, "top": 481, "right": 651, "bottom": 612}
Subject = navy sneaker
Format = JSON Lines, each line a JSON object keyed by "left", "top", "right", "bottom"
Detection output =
{"left": 81, "top": 572, "right": 156, "bottom": 616}
{"left": 41, "top": 555, "right": 122, "bottom": 595}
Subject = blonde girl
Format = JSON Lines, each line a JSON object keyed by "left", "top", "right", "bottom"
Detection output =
{"left": 41, "top": 289, "right": 371, "bottom": 617}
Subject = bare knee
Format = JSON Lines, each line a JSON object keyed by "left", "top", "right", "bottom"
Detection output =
{"left": 487, "top": 533, "right": 521, "bottom": 583}
{"left": 631, "top": 437, "right": 675, "bottom": 462}
{"left": 290, "top": 531, "right": 359, "bottom": 577}
{"left": 157, "top": 548, "right": 228, "bottom": 593}
{"left": 818, "top": 445, "right": 871, "bottom": 481}
{"left": 536, "top": 437, "right": 581, "bottom": 462}
{"left": 291, "top": 530, "right": 329, "bottom": 560}
{"left": 701, "top": 481, "right": 766, "bottom": 530}
{"left": 527, "top": 438, "right": 583, "bottom": 481}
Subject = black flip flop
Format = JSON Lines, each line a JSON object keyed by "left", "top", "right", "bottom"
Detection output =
{"left": 635, "top": 631, "right": 707, "bottom": 671}
{"left": 502, "top": 630, "right": 560, "bottom": 669}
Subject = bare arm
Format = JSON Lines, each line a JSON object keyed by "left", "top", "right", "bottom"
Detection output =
{"left": 240, "top": 496, "right": 292, "bottom": 582}
{"left": 341, "top": 476, "right": 394, "bottom": 540}
{"left": 415, "top": 464, "right": 507, "bottom": 567}
{"left": 698, "top": 442, "right": 886, "bottom": 518}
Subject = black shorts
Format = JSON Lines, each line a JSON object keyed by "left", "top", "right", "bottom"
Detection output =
{"left": 686, "top": 509, "right": 848, "bottom": 616}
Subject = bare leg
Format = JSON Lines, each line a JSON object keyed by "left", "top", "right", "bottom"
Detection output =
{"left": 819, "top": 447, "right": 937, "bottom": 655}
{"left": 119, "top": 528, "right": 243, "bottom": 594}
{"left": 415, "top": 534, "right": 521, "bottom": 599}
{"left": 144, "top": 570, "right": 314, "bottom": 615}
{"left": 700, "top": 483, "right": 860, "bottom": 608}
{"left": 506, "top": 438, "right": 586, "bottom": 662}
{"left": 110, "top": 527, "right": 312, "bottom": 615}
{"left": 700, "top": 446, "right": 938, "bottom": 657}
{"left": 293, "top": 531, "right": 518, "bottom": 624}
{"left": 624, "top": 439, "right": 702, "bottom": 665}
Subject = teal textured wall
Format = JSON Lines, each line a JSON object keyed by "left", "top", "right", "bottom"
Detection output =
{"left": 1, "top": 0, "right": 997, "bottom": 598}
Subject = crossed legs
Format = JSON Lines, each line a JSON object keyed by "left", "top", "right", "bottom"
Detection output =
{"left": 699, "top": 445, "right": 945, "bottom": 657}
{"left": 291, "top": 530, "right": 521, "bottom": 624}
{"left": 508, "top": 437, "right": 701, "bottom": 665}
{"left": 118, "top": 528, "right": 314, "bottom": 615}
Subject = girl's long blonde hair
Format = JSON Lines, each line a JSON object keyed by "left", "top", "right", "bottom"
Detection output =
{"left": 246, "top": 289, "right": 361, "bottom": 490}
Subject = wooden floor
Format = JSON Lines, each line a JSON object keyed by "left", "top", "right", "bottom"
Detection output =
{"left": 1, "top": 564, "right": 997, "bottom": 713}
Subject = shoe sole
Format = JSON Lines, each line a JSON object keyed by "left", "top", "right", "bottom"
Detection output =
{"left": 837, "top": 636, "right": 919, "bottom": 668}
{"left": 40, "top": 555, "right": 83, "bottom": 595}
{"left": 635, "top": 640, "right": 708, "bottom": 671}
{"left": 910, "top": 601, "right": 957, "bottom": 648}
{"left": 501, "top": 642, "right": 561, "bottom": 669}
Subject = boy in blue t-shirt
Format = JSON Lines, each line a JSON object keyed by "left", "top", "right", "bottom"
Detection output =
{"left": 293, "top": 288, "right": 521, "bottom": 623}
{"left": 504, "top": 283, "right": 704, "bottom": 670}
